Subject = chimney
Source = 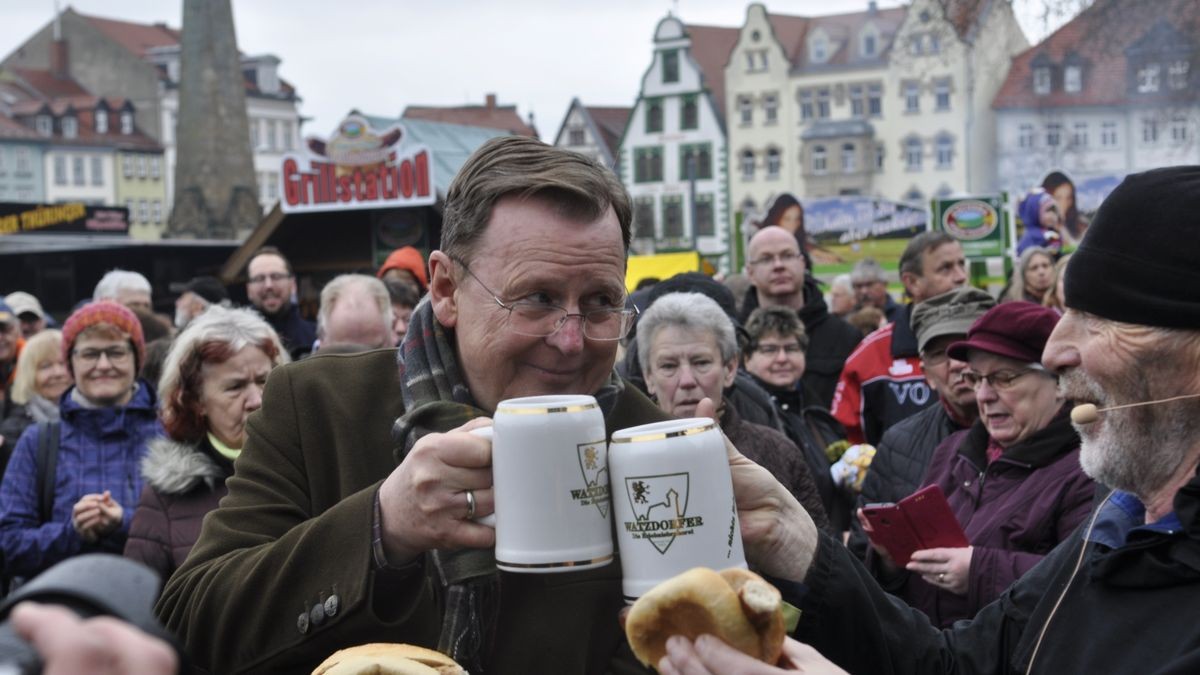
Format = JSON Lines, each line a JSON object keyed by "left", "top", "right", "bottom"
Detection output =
{"left": 485, "top": 93, "right": 497, "bottom": 110}
{"left": 51, "top": 39, "right": 69, "bottom": 79}
{"left": 868, "top": 0, "right": 878, "bottom": 13}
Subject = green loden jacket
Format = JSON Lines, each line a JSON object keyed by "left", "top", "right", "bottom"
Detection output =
{"left": 155, "top": 348, "right": 667, "bottom": 674}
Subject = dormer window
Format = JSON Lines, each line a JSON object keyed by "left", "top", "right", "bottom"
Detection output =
{"left": 120, "top": 111, "right": 134, "bottom": 135}
{"left": 862, "top": 33, "right": 877, "bottom": 58}
{"left": 95, "top": 109, "right": 109, "bottom": 134}
{"left": 811, "top": 35, "right": 829, "bottom": 63}
{"left": 1137, "top": 64, "right": 1161, "bottom": 92}
{"left": 662, "top": 49, "right": 679, "bottom": 84}
{"left": 1168, "top": 60, "right": 1190, "bottom": 90}
{"left": 1034, "top": 67, "right": 1052, "bottom": 95}
{"left": 1064, "top": 66, "right": 1082, "bottom": 93}
{"left": 62, "top": 116, "right": 78, "bottom": 139}
{"left": 36, "top": 114, "right": 52, "bottom": 137}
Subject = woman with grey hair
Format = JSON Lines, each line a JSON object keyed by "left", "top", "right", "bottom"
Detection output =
{"left": 1004, "top": 246, "right": 1056, "bottom": 304}
{"left": 639, "top": 292, "right": 829, "bottom": 531}
{"left": 124, "top": 306, "right": 289, "bottom": 578}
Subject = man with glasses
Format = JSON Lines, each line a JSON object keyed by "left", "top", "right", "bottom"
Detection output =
{"left": 741, "top": 225, "right": 861, "bottom": 408}
{"left": 245, "top": 246, "right": 315, "bottom": 360}
{"left": 832, "top": 231, "right": 969, "bottom": 445}
{"left": 849, "top": 257, "right": 901, "bottom": 323}
{"left": 847, "top": 287, "right": 995, "bottom": 560}
{"left": 158, "top": 137, "right": 670, "bottom": 674}
{"left": 0, "top": 301, "right": 160, "bottom": 580}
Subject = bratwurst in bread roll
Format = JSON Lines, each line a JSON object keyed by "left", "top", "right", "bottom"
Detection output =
{"left": 625, "top": 567, "right": 786, "bottom": 668}
{"left": 311, "top": 643, "right": 467, "bottom": 675}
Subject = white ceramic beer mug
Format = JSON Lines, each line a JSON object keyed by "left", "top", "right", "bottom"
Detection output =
{"left": 609, "top": 417, "right": 746, "bottom": 601}
{"left": 474, "top": 394, "right": 613, "bottom": 573}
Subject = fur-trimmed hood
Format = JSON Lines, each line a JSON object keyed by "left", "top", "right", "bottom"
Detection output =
{"left": 141, "top": 436, "right": 229, "bottom": 496}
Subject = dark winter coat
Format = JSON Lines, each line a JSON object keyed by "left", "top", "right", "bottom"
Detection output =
{"left": 889, "top": 408, "right": 1095, "bottom": 626}
{"left": 721, "top": 405, "right": 830, "bottom": 533}
{"left": 847, "top": 402, "right": 968, "bottom": 560}
{"left": 262, "top": 303, "right": 316, "bottom": 361}
{"left": 124, "top": 437, "right": 233, "bottom": 581}
{"left": 740, "top": 276, "right": 862, "bottom": 409}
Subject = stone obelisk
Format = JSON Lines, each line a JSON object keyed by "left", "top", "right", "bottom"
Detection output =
{"left": 168, "top": 0, "right": 260, "bottom": 239}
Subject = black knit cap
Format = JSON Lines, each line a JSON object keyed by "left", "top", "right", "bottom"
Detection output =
{"left": 1065, "top": 165, "right": 1200, "bottom": 328}
{"left": 182, "top": 276, "right": 229, "bottom": 305}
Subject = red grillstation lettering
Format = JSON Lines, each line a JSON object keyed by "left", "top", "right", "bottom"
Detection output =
{"left": 283, "top": 150, "right": 430, "bottom": 208}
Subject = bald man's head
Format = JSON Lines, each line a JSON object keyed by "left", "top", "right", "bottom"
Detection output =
{"left": 746, "top": 226, "right": 806, "bottom": 307}
{"left": 317, "top": 275, "right": 394, "bottom": 351}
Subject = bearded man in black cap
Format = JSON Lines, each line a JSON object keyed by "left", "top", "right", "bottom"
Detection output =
{"left": 652, "top": 165, "right": 1200, "bottom": 674}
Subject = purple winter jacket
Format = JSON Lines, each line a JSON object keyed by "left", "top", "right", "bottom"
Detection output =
{"left": 896, "top": 406, "right": 1094, "bottom": 627}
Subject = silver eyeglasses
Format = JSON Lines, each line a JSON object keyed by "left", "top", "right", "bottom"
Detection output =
{"left": 455, "top": 259, "right": 637, "bottom": 341}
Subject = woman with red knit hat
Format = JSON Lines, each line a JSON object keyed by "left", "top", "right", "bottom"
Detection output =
{"left": 376, "top": 246, "right": 428, "bottom": 294}
{"left": 0, "top": 301, "right": 162, "bottom": 582}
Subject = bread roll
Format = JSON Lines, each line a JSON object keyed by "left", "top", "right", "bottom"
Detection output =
{"left": 625, "top": 567, "right": 785, "bottom": 668}
{"left": 312, "top": 643, "right": 465, "bottom": 675}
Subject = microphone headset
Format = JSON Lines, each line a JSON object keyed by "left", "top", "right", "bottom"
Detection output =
{"left": 1071, "top": 393, "right": 1200, "bottom": 425}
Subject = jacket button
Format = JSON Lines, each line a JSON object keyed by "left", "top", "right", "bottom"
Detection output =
{"left": 324, "top": 595, "right": 339, "bottom": 617}
{"left": 963, "top": 481, "right": 971, "bottom": 488}
{"left": 310, "top": 602, "right": 326, "bottom": 626}
{"left": 296, "top": 612, "right": 310, "bottom": 634}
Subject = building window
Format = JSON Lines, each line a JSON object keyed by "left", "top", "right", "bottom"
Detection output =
{"left": 694, "top": 194, "right": 714, "bottom": 237}
{"left": 634, "top": 146, "right": 664, "bottom": 183}
{"left": 36, "top": 115, "right": 52, "bottom": 137}
{"left": 766, "top": 147, "right": 781, "bottom": 179}
{"left": 123, "top": 155, "right": 133, "bottom": 179}
{"left": 904, "top": 82, "right": 920, "bottom": 113}
{"left": 812, "top": 36, "right": 828, "bottom": 63}
{"left": 90, "top": 156, "right": 103, "bottom": 186}
{"left": 816, "top": 88, "right": 831, "bottom": 118}
{"left": 646, "top": 99, "right": 664, "bottom": 133}
{"left": 662, "top": 49, "right": 679, "bottom": 83}
{"left": 756, "top": 50, "right": 769, "bottom": 70}
{"left": 567, "top": 127, "right": 586, "bottom": 146}
{"left": 54, "top": 156, "right": 67, "bottom": 185}
{"left": 1169, "top": 60, "right": 1190, "bottom": 90}
{"left": 281, "top": 120, "right": 294, "bottom": 151}
{"left": 849, "top": 84, "right": 865, "bottom": 117}
{"left": 763, "top": 93, "right": 778, "bottom": 124}
{"left": 738, "top": 96, "right": 753, "bottom": 126}
{"left": 266, "top": 171, "right": 279, "bottom": 200}
{"left": 1064, "top": 66, "right": 1082, "bottom": 93}
{"left": 266, "top": 120, "right": 278, "bottom": 151}
{"left": 15, "top": 147, "right": 30, "bottom": 173}
{"left": 812, "top": 145, "right": 828, "bottom": 174}
{"left": 935, "top": 134, "right": 953, "bottom": 168}
{"left": 120, "top": 112, "right": 134, "bottom": 135}
{"left": 681, "top": 95, "right": 699, "bottom": 130}
{"left": 1034, "top": 67, "right": 1052, "bottom": 95}
{"left": 662, "top": 195, "right": 684, "bottom": 239}
{"left": 137, "top": 156, "right": 147, "bottom": 178}
{"left": 634, "top": 196, "right": 655, "bottom": 239}
{"left": 862, "top": 33, "right": 877, "bottom": 57}
{"left": 125, "top": 199, "right": 134, "bottom": 220}
{"left": 1171, "top": 115, "right": 1188, "bottom": 143}
{"left": 62, "top": 116, "right": 78, "bottom": 139}
{"left": 1137, "top": 64, "right": 1160, "bottom": 93}
{"left": 1101, "top": 121, "right": 1118, "bottom": 147}
{"left": 250, "top": 118, "right": 260, "bottom": 148}
{"left": 679, "top": 143, "right": 712, "bottom": 180}
{"left": 96, "top": 109, "right": 108, "bottom": 134}
{"left": 799, "top": 90, "right": 814, "bottom": 121}
{"left": 874, "top": 143, "right": 884, "bottom": 172}
{"left": 138, "top": 199, "right": 149, "bottom": 224}
{"left": 152, "top": 200, "right": 163, "bottom": 224}
{"left": 1142, "top": 117, "right": 1159, "bottom": 143}
{"left": 904, "top": 136, "right": 922, "bottom": 170}
{"left": 934, "top": 78, "right": 951, "bottom": 111}
{"left": 905, "top": 187, "right": 924, "bottom": 204}
{"left": 72, "top": 157, "right": 85, "bottom": 186}
{"left": 150, "top": 156, "right": 161, "bottom": 179}
{"left": 740, "top": 149, "right": 755, "bottom": 181}
{"left": 1072, "top": 122, "right": 1089, "bottom": 148}
{"left": 909, "top": 35, "right": 923, "bottom": 56}
{"left": 1018, "top": 123, "right": 1035, "bottom": 148}
{"left": 841, "top": 143, "right": 856, "bottom": 173}
{"left": 927, "top": 33, "right": 940, "bottom": 54}
{"left": 868, "top": 84, "right": 882, "bottom": 116}
{"left": 1046, "top": 123, "right": 1062, "bottom": 147}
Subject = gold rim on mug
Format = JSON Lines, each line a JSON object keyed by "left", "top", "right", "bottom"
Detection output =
{"left": 496, "top": 402, "right": 599, "bottom": 415}
{"left": 610, "top": 422, "right": 717, "bottom": 444}
{"left": 496, "top": 553, "right": 615, "bottom": 569}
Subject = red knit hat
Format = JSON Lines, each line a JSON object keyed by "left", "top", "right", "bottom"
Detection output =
{"left": 61, "top": 301, "right": 146, "bottom": 375}
{"left": 376, "top": 246, "right": 428, "bottom": 290}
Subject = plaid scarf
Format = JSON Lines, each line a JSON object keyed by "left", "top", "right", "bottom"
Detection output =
{"left": 391, "top": 299, "right": 624, "bottom": 672}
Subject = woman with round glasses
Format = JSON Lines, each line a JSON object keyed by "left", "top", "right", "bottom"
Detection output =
{"left": 0, "top": 302, "right": 162, "bottom": 581}
{"left": 860, "top": 301, "right": 1093, "bottom": 627}
{"left": 638, "top": 292, "right": 830, "bottom": 532}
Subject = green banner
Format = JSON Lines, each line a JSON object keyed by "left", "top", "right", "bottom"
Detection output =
{"left": 929, "top": 194, "right": 1009, "bottom": 259}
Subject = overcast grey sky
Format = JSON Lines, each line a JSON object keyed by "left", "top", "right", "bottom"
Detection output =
{"left": 3, "top": 1, "right": 1074, "bottom": 139}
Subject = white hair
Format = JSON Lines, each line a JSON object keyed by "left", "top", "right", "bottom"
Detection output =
{"left": 316, "top": 274, "right": 394, "bottom": 341}
{"left": 637, "top": 292, "right": 738, "bottom": 375}
{"left": 831, "top": 273, "right": 852, "bottom": 293}
{"left": 93, "top": 269, "right": 151, "bottom": 302}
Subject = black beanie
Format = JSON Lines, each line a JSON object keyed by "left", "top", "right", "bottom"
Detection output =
{"left": 1064, "top": 165, "right": 1200, "bottom": 329}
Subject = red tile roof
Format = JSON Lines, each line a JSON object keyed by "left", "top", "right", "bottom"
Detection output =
{"left": 9, "top": 67, "right": 90, "bottom": 99}
{"left": 80, "top": 12, "right": 180, "bottom": 57}
{"left": 993, "top": 0, "right": 1200, "bottom": 109}
{"left": 684, "top": 24, "right": 741, "bottom": 116}
{"left": 797, "top": 6, "right": 907, "bottom": 67}
{"left": 766, "top": 14, "right": 811, "bottom": 64}
{"left": 0, "top": 114, "right": 40, "bottom": 140}
{"left": 583, "top": 105, "right": 631, "bottom": 158}
{"left": 403, "top": 96, "right": 537, "bottom": 137}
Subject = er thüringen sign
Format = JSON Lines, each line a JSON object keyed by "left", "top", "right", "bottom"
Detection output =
{"left": 278, "top": 114, "right": 435, "bottom": 214}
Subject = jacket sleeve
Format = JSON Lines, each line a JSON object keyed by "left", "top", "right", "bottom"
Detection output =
{"left": 123, "top": 485, "right": 173, "bottom": 581}
{"left": 783, "top": 439, "right": 831, "bottom": 534}
{"left": 847, "top": 426, "right": 906, "bottom": 560}
{"left": 154, "top": 365, "right": 439, "bottom": 674}
{"left": 830, "top": 357, "right": 865, "bottom": 445}
{"left": 0, "top": 425, "right": 85, "bottom": 577}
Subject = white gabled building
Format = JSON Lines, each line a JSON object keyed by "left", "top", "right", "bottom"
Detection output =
{"left": 552, "top": 98, "right": 630, "bottom": 170}
{"left": 617, "top": 15, "right": 738, "bottom": 272}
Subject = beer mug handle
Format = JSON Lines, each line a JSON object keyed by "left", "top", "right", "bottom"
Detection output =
{"left": 469, "top": 426, "right": 497, "bottom": 527}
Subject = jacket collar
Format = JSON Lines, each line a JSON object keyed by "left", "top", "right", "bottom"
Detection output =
{"left": 741, "top": 274, "right": 831, "bottom": 330}
{"left": 60, "top": 379, "right": 158, "bottom": 421}
{"left": 141, "top": 436, "right": 231, "bottom": 495}
{"left": 958, "top": 404, "right": 1079, "bottom": 470}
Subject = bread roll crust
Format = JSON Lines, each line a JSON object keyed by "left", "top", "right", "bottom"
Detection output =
{"left": 312, "top": 643, "right": 464, "bottom": 675}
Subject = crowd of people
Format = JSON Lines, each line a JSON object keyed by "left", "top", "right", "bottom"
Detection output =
{"left": 0, "top": 137, "right": 1196, "bottom": 675}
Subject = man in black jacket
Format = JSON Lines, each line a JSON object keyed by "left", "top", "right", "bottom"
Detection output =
{"left": 245, "top": 247, "right": 316, "bottom": 360}
{"left": 846, "top": 286, "right": 995, "bottom": 559}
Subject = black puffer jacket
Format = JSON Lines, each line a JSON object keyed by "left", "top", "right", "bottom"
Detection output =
{"left": 846, "top": 402, "right": 967, "bottom": 560}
